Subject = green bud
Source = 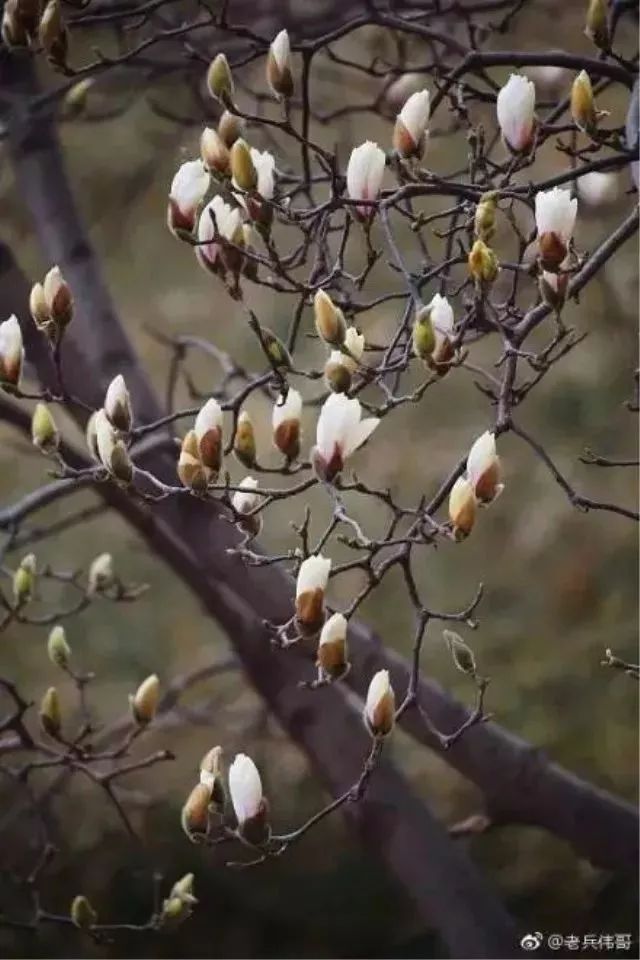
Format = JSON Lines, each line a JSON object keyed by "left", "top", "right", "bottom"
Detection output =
{"left": 70, "top": 895, "right": 97, "bottom": 930}
{"left": 444, "top": 630, "right": 477, "bottom": 677}
{"left": 585, "top": 0, "right": 609, "bottom": 50}
{"left": 40, "top": 686, "right": 62, "bottom": 737}
{"left": 412, "top": 305, "right": 436, "bottom": 360}
{"left": 32, "top": 402, "right": 59, "bottom": 453}
{"left": 13, "top": 554, "right": 36, "bottom": 604}
{"left": 230, "top": 139, "right": 258, "bottom": 192}
{"left": 261, "top": 328, "right": 292, "bottom": 371}
{"left": 47, "top": 625, "right": 71, "bottom": 668}
{"left": 206, "top": 53, "right": 234, "bottom": 102}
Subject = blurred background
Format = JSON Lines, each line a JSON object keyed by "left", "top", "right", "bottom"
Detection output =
{"left": 0, "top": 0, "right": 638, "bottom": 956}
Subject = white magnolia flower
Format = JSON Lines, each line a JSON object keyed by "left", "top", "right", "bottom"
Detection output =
{"left": 0, "top": 314, "right": 24, "bottom": 386}
{"left": 364, "top": 669, "right": 395, "bottom": 737}
{"left": 394, "top": 89, "right": 430, "bottom": 157}
{"left": 272, "top": 388, "right": 302, "bottom": 460}
{"left": 328, "top": 327, "right": 365, "bottom": 374}
{"left": 496, "top": 74, "right": 536, "bottom": 152}
{"left": 104, "top": 374, "right": 132, "bottom": 432}
{"left": 232, "top": 476, "right": 260, "bottom": 515}
{"left": 313, "top": 393, "right": 379, "bottom": 481}
{"left": 249, "top": 148, "right": 275, "bottom": 200}
{"left": 346, "top": 141, "right": 386, "bottom": 218}
{"left": 228, "top": 753, "right": 263, "bottom": 825}
{"left": 577, "top": 171, "right": 618, "bottom": 208}
{"left": 535, "top": 187, "right": 578, "bottom": 269}
{"left": 168, "top": 160, "right": 210, "bottom": 232}
{"left": 194, "top": 398, "right": 223, "bottom": 472}
{"left": 88, "top": 553, "right": 114, "bottom": 593}
{"left": 197, "top": 195, "right": 242, "bottom": 268}
{"left": 267, "top": 29, "right": 293, "bottom": 98}
{"left": 317, "top": 611, "right": 349, "bottom": 678}
{"left": 296, "top": 554, "right": 331, "bottom": 599}
{"left": 466, "top": 430, "right": 503, "bottom": 503}
{"left": 430, "top": 293, "right": 454, "bottom": 347}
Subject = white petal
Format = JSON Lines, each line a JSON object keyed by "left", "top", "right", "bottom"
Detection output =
{"left": 534, "top": 187, "right": 578, "bottom": 243}
{"left": 228, "top": 753, "right": 263, "bottom": 824}
{"left": 346, "top": 141, "right": 385, "bottom": 202}
{"left": 270, "top": 29, "right": 290, "bottom": 71}
{"left": 170, "top": 160, "right": 209, "bottom": 217}
{"left": 272, "top": 388, "right": 302, "bottom": 429}
{"left": 496, "top": 74, "right": 536, "bottom": 151}
{"left": 194, "top": 398, "right": 223, "bottom": 440}
{"left": 232, "top": 476, "right": 260, "bottom": 514}
{"left": 398, "top": 90, "right": 430, "bottom": 142}
{"left": 466, "top": 430, "right": 497, "bottom": 488}
{"left": 296, "top": 554, "right": 331, "bottom": 597}
{"left": 365, "top": 670, "right": 391, "bottom": 723}
{"left": 250, "top": 148, "right": 275, "bottom": 200}
{"left": 343, "top": 414, "right": 379, "bottom": 459}
{"left": 319, "top": 612, "right": 347, "bottom": 646}
{"left": 429, "top": 293, "right": 454, "bottom": 336}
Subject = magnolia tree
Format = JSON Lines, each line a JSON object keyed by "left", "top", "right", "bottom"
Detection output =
{"left": 0, "top": 0, "right": 638, "bottom": 955}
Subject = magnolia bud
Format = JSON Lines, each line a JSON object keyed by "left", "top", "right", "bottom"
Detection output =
{"left": 444, "top": 629, "right": 477, "bottom": 677}
{"left": 85, "top": 411, "right": 100, "bottom": 461}
{"left": 38, "top": 0, "right": 68, "bottom": 67}
{"left": 585, "top": 0, "right": 609, "bottom": 50}
{"left": 194, "top": 398, "right": 223, "bottom": 475}
{"left": 539, "top": 269, "right": 568, "bottom": 313}
{"left": 474, "top": 192, "right": 498, "bottom": 242}
{"left": 130, "top": 674, "right": 160, "bottom": 725}
{"left": 324, "top": 356, "right": 352, "bottom": 394}
{"left": 70, "top": 895, "right": 97, "bottom": 930}
{"left": 231, "top": 476, "right": 262, "bottom": 537}
{"left": 178, "top": 430, "right": 210, "bottom": 492}
{"left": 161, "top": 874, "right": 197, "bottom": 926}
{"left": 267, "top": 29, "right": 293, "bottom": 99}
{"left": 393, "top": 89, "right": 430, "bottom": 158}
{"left": 200, "top": 745, "right": 225, "bottom": 810}
{"left": 206, "top": 53, "right": 234, "bottom": 102}
{"left": 313, "top": 289, "right": 346, "bottom": 346}
{"left": 317, "top": 612, "right": 349, "bottom": 680}
{"left": 31, "top": 402, "right": 59, "bottom": 453}
{"left": 40, "top": 686, "right": 62, "bottom": 737}
{"left": 47, "top": 624, "right": 71, "bottom": 668}
{"left": 104, "top": 374, "right": 132, "bottom": 432}
{"left": 88, "top": 552, "right": 114, "bottom": 594}
{"left": 448, "top": 476, "right": 477, "bottom": 540}
{"left": 228, "top": 753, "right": 270, "bottom": 846}
{"left": 181, "top": 782, "right": 211, "bottom": 838}
{"left": 233, "top": 410, "right": 256, "bottom": 467}
{"left": 261, "top": 328, "right": 292, "bottom": 371}
{"left": 2, "top": 2, "right": 28, "bottom": 48}
{"left": 62, "top": 77, "right": 94, "bottom": 117}
{"left": 29, "top": 282, "right": 50, "bottom": 331}
{"left": 468, "top": 239, "right": 499, "bottom": 284}
{"left": 200, "top": 127, "right": 229, "bottom": 175}
{"left": 109, "top": 440, "right": 134, "bottom": 485}
{"left": 13, "top": 554, "right": 36, "bottom": 605}
{"left": 571, "top": 71, "right": 597, "bottom": 134}
{"left": 218, "top": 110, "right": 243, "bottom": 148}
{"left": 95, "top": 408, "right": 133, "bottom": 483}
{"left": 230, "top": 139, "right": 258, "bottom": 192}
{"left": 295, "top": 554, "right": 331, "bottom": 636}
{"left": 364, "top": 670, "right": 395, "bottom": 738}
{"left": 412, "top": 304, "right": 436, "bottom": 360}
{"left": 272, "top": 389, "right": 302, "bottom": 462}
{"left": 0, "top": 314, "right": 24, "bottom": 387}
{"left": 467, "top": 431, "right": 504, "bottom": 503}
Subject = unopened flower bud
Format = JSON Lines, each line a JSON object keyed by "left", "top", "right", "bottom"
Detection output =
{"left": 130, "top": 674, "right": 160, "bottom": 725}
{"left": 200, "top": 745, "right": 226, "bottom": 810}
{"left": 466, "top": 431, "right": 504, "bottom": 503}
{"left": 393, "top": 89, "right": 430, "bottom": 158}
{"left": 295, "top": 554, "right": 331, "bottom": 636}
{"left": 88, "top": 552, "right": 114, "bottom": 594}
{"left": 161, "top": 874, "right": 197, "bottom": 926}
{"left": 261, "top": 328, "right": 292, "bottom": 371}
{"left": 206, "top": 53, "right": 234, "bottom": 103}
{"left": 29, "top": 282, "right": 50, "bottom": 331}
{"left": 444, "top": 629, "right": 477, "bottom": 677}
{"left": 364, "top": 670, "right": 395, "bottom": 738}
{"left": 13, "top": 554, "right": 36, "bottom": 605}
{"left": 324, "top": 356, "right": 352, "bottom": 394}
{"left": 539, "top": 269, "right": 568, "bottom": 313}
{"left": 228, "top": 753, "right": 270, "bottom": 845}
{"left": 178, "top": 430, "right": 210, "bottom": 492}
{"left": 0, "top": 314, "right": 24, "bottom": 387}
{"left": 233, "top": 410, "right": 256, "bottom": 467}
{"left": 200, "top": 127, "right": 229, "bottom": 175}
{"left": 474, "top": 191, "right": 498, "bottom": 242}
{"left": 47, "top": 624, "right": 71, "bottom": 668}
{"left": 468, "top": 240, "right": 499, "bottom": 284}
{"left": 194, "top": 398, "right": 223, "bottom": 476}
{"left": 272, "top": 389, "right": 302, "bottom": 462}
{"left": 181, "top": 782, "right": 211, "bottom": 838}
{"left": 230, "top": 139, "right": 258, "bottom": 192}
{"left": 313, "top": 289, "right": 346, "bottom": 346}
{"left": 412, "top": 304, "right": 436, "bottom": 360}
{"left": 585, "top": 0, "right": 609, "bottom": 50}
{"left": 38, "top": 0, "right": 68, "bottom": 67}
{"left": 231, "top": 476, "right": 262, "bottom": 537}
{"left": 70, "top": 895, "right": 97, "bottom": 930}
{"left": 448, "top": 476, "right": 477, "bottom": 540}
{"left": 2, "top": 2, "right": 28, "bottom": 48}
{"left": 571, "top": 71, "right": 597, "bottom": 134}
{"left": 40, "top": 686, "right": 62, "bottom": 737}
{"left": 267, "top": 29, "right": 293, "bottom": 99}
{"left": 95, "top": 408, "right": 133, "bottom": 484}
{"left": 85, "top": 411, "right": 100, "bottom": 461}
{"left": 535, "top": 187, "right": 578, "bottom": 272}
{"left": 317, "top": 612, "right": 349, "bottom": 680}
{"left": 218, "top": 110, "right": 243, "bottom": 148}
{"left": 32, "top": 402, "right": 59, "bottom": 453}
{"left": 104, "top": 374, "right": 132, "bottom": 432}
